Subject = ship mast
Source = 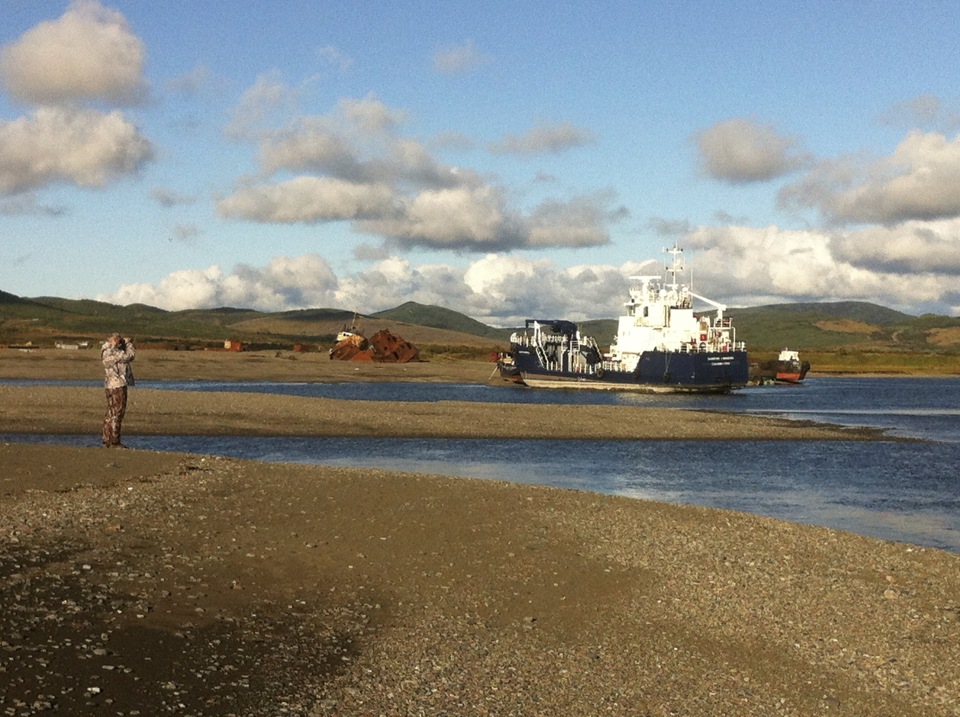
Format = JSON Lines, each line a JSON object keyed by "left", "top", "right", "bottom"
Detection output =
{"left": 663, "top": 243, "right": 684, "bottom": 293}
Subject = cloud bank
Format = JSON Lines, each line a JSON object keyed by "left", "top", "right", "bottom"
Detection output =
{"left": 101, "top": 214, "right": 960, "bottom": 322}
{"left": 217, "top": 89, "right": 620, "bottom": 252}
{"left": 0, "top": 1, "right": 152, "bottom": 198}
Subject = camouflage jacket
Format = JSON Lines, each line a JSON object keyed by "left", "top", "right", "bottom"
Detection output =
{"left": 101, "top": 340, "right": 136, "bottom": 389}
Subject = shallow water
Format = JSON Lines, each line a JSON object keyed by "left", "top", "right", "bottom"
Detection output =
{"left": 4, "top": 376, "right": 960, "bottom": 552}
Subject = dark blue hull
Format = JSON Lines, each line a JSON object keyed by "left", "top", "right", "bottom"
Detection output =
{"left": 511, "top": 347, "right": 749, "bottom": 393}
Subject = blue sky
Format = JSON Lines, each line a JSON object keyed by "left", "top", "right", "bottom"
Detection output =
{"left": 2, "top": 1, "right": 960, "bottom": 325}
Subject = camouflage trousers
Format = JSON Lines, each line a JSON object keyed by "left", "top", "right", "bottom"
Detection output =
{"left": 102, "top": 387, "right": 128, "bottom": 447}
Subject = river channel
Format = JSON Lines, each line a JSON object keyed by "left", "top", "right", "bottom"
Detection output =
{"left": 4, "top": 376, "right": 960, "bottom": 553}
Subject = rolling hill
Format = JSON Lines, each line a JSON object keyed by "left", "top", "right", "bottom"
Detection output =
{"left": 2, "top": 290, "right": 959, "bottom": 367}
{"left": 0, "top": 292, "right": 505, "bottom": 354}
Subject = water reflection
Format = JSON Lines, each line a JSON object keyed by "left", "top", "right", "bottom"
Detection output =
{"left": 5, "top": 432, "right": 959, "bottom": 554}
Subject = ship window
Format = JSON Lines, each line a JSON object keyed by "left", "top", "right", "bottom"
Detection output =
{"left": 643, "top": 307, "right": 649, "bottom": 318}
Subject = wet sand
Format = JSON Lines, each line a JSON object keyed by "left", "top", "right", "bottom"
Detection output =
{"left": 2, "top": 349, "right": 959, "bottom": 715}
{"left": 0, "top": 349, "right": 876, "bottom": 441}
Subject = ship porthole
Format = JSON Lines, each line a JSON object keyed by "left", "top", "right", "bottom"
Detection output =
{"left": 596, "top": 367, "right": 604, "bottom": 379}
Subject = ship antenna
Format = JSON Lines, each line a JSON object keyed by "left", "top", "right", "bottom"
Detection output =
{"left": 663, "top": 242, "right": 684, "bottom": 290}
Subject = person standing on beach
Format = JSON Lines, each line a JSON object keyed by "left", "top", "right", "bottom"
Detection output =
{"left": 101, "top": 332, "right": 135, "bottom": 447}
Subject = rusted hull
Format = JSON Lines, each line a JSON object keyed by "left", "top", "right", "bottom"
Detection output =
{"left": 329, "top": 329, "right": 420, "bottom": 363}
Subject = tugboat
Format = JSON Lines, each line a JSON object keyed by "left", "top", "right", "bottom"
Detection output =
{"left": 501, "top": 244, "right": 749, "bottom": 393}
{"left": 749, "top": 349, "right": 811, "bottom": 384}
{"left": 774, "top": 348, "right": 810, "bottom": 383}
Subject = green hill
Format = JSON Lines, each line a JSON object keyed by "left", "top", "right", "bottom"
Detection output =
{"left": 372, "top": 301, "right": 510, "bottom": 340}
{"left": 2, "top": 291, "right": 959, "bottom": 367}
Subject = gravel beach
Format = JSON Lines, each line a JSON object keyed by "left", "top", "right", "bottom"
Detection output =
{"left": 2, "top": 349, "right": 959, "bottom": 715}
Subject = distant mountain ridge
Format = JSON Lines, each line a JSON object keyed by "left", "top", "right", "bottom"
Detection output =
{"left": 742, "top": 301, "right": 913, "bottom": 325}
{"left": 372, "top": 301, "right": 508, "bottom": 339}
{"left": 1, "top": 289, "right": 958, "bottom": 354}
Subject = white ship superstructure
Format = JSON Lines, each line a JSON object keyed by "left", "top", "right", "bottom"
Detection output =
{"left": 605, "top": 245, "right": 740, "bottom": 373}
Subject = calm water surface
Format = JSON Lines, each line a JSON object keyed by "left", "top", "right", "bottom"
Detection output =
{"left": 3, "top": 376, "right": 960, "bottom": 553}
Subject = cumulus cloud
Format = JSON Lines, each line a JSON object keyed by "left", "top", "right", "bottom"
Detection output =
{"left": 225, "top": 71, "right": 302, "bottom": 139}
{"left": 461, "top": 255, "right": 631, "bottom": 324}
{"left": 359, "top": 186, "right": 519, "bottom": 250}
{"left": 0, "top": 107, "right": 153, "bottom": 195}
{"left": 779, "top": 131, "right": 960, "bottom": 224}
{"left": 830, "top": 218, "right": 960, "bottom": 274}
{"left": 170, "top": 223, "right": 201, "bottom": 243}
{"left": 696, "top": 118, "right": 807, "bottom": 183}
{"left": 103, "top": 255, "right": 341, "bottom": 312}
{"left": 259, "top": 112, "right": 462, "bottom": 189}
{"left": 217, "top": 176, "right": 396, "bottom": 223}
{"left": 527, "top": 192, "right": 625, "bottom": 247}
{"left": 98, "top": 217, "right": 960, "bottom": 322}
{"left": 165, "top": 64, "right": 220, "bottom": 98}
{"left": 682, "top": 224, "right": 954, "bottom": 312}
{"left": 490, "top": 122, "right": 596, "bottom": 155}
{"left": 99, "top": 252, "right": 639, "bottom": 325}
{"left": 317, "top": 45, "right": 352, "bottom": 72}
{"left": 648, "top": 217, "right": 693, "bottom": 237}
{"left": 0, "top": 193, "right": 66, "bottom": 217}
{"left": 433, "top": 40, "right": 489, "bottom": 76}
{"left": 151, "top": 186, "right": 196, "bottom": 207}
{"left": 357, "top": 188, "right": 619, "bottom": 252}
{"left": 220, "top": 87, "right": 618, "bottom": 251}
{"left": 0, "top": 0, "right": 147, "bottom": 106}
{"left": 879, "top": 94, "right": 960, "bottom": 131}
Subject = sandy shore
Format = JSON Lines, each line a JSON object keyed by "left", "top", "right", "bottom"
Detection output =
{"left": 2, "top": 349, "right": 959, "bottom": 715}
{"left": 0, "top": 349, "right": 879, "bottom": 441}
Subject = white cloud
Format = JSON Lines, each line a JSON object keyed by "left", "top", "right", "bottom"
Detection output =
{"left": 879, "top": 94, "right": 960, "bottom": 132}
{"left": 361, "top": 186, "right": 520, "bottom": 250}
{"left": 830, "top": 218, "right": 960, "bottom": 274}
{"left": 317, "top": 45, "right": 353, "bottom": 72}
{"left": 780, "top": 131, "right": 960, "bottom": 224}
{"left": 170, "top": 224, "right": 201, "bottom": 243}
{"left": 217, "top": 176, "right": 396, "bottom": 223}
{"left": 0, "top": 107, "right": 153, "bottom": 195}
{"left": 225, "top": 70, "right": 301, "bottom": 139}
{"left": 99, "top": 222, "right": 960, "bottom": 323}
{"left": 527, "top": 192, "right": 622, "bottom": 248}
{"left": 151, "top": 186, "right": 196, "bottom": 207}
{"left": 340, "top": 95, "right": 407, "bottom": 134}
{"left": 259, "top": 113, "right": 461, "bottom": 189}
{"left": 0, "top": 192, "right": 66, "bottom": 216}
{"left": 433, "top": 40, "right": 489, "bottom": 76}
{"left": 221, "top": 87, "right": 620, "bottom": 252}
{"left": 260, "top": 117, "right": 359, "bottom": 176}
{"left": 103, "top": 255, "right": 341, "bottom": 312}
{"left": 490, "top": 122, "right": 596, "bottom": 156}
{"left": 460, "top": 254, "right": 624, "bottom": 324}
{"left": 165, "top": 64, "right": 220, "bottom": 98}
{"left": 696, "top": 118, "right": 807, "bottom": 183}
{"left": 100, "top": 253, "right": 637, "bottom": 326}
{"left": 683, "top": 224, "right": 953, "bottom": 312}
{"left": 218, "top": 87, "right": 623, "bottom": 252}
{"left": 0, "top": 0, "right": 147, "bottom": 106}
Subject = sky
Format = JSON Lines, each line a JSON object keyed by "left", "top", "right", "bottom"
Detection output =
{"left": 2, "top": 1, "right": 960, "bottom": 326}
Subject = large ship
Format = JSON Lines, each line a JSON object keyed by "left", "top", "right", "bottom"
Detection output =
{"left": 501, "top": 245, "right": 749, "bottom": 393}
